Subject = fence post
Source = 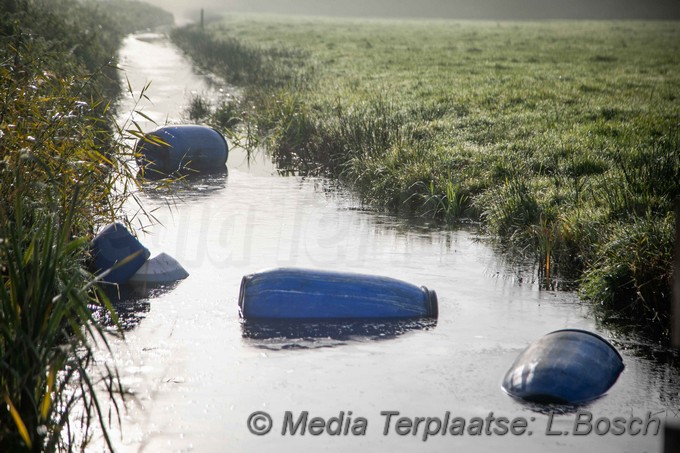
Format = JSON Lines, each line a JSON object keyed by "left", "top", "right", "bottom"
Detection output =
{"left": 673, "top": 199, "right": 680, "bottom": 347}
{"left": 667, "top": 199, "right": 680, "bottom": 452}
{"left": 665, "top": 422, "right": 680, "bottom": 453}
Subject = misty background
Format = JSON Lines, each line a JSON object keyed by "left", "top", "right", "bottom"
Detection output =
{"left": 139, "top": 0, "right": 680, "bottom": 24}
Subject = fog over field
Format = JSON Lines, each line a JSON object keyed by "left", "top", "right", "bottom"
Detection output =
{"left": 141, "top": 0, "right": 680, "bottom": 24}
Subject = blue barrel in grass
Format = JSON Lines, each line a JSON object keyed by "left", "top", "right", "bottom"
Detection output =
{"left": 135, "top": 125, "right": 228, "bottom": 177}
{"left": 502, "top": 329, "right": 624, "bottom": 405}
{"left": 91, "top": 223, "right": 150, "bottom": 284}
{"left": 238, "top": 268, "right": 438, "bottom": 320}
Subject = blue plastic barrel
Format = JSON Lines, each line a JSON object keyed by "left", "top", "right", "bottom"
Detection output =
{"left": 502, "top": 329, "right": 624, "bottom": 405}
{"left": 238, "top": 268, "right": 438, "bottom": 320}
{"left": 91, "top": 223, "right": 150, "bottom": 284}
{"left": 135, "top": 125, "right": 228, "bottom": 176}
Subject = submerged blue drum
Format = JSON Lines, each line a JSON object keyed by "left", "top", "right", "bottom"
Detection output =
{"left": 502, "top": 329, "right": 624, "bottom": 405}
{"left": 135, "top": 125, "right": 228, "bottom": 176}
{"left": 239, "top": 268, "right": 438, "bottom": 320}
{"left": 91, "top": 223, "right": 150, "bottom": 284}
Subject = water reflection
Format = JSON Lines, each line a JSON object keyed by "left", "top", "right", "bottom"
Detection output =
{"left": 607, "top": 332, "right": 680, "bottom": 406}
{"left": 482, "top": 238, "right": 581, "bottom": 292}
{"left": 513, "top": 400, "right": 590, "bottom": 416}
{"left": 138, "top": 169, "right": 228, "bottom": 202}
{"left": 241, "top": 318, "right": 437, "bottom": 350}
{"left": 98, "top": 281, "right": 181, "bottom": 331}
{"left": 133, "top": 32, "right": 167, "bottom": 44}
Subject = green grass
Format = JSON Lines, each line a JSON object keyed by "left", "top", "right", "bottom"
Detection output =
{"left": 172, "top": 15, "right": 680, "bottom": 338}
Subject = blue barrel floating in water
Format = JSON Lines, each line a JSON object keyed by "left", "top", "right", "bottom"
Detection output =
{"left": 502, "top": 329, "right": 624, "bottom": 405}
{"left": 91, "top": 223, "right": 150, "bottom": 284}
{"left": 135, "top": 125, "right": 228, "bottom": 177}
{"left": 239, "top": 268, "right": 438, "bottom": 320}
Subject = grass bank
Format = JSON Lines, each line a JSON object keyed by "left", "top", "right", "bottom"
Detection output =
{"left": 1, "top": 0, "right": 173, "bottom": 450}
{"left": 172, "top": 15, "right": 680, "bottom": 339}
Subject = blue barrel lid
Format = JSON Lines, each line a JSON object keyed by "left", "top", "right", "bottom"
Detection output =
{"left": 502, "top": 329, "right": 624, "bottom": 405}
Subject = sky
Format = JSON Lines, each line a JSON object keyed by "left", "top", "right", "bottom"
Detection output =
{"left": 140, "top": 0, "right": 680, "bottom": 24}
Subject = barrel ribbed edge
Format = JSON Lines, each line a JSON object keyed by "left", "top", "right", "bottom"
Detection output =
{"left": 238, "top": 274, "right": 252, "bottom": 319}
{"left": 423, "top": 287, "right": 438, "bottom": 319}
{"left": 212, "top": 126, "right": 230, "bottom": 155}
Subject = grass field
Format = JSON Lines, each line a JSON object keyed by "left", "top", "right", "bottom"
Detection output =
{"left": 172, "top": 15, "right": 680, "bottom": 337}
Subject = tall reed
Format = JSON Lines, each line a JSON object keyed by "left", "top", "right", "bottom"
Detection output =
{"left": 0, "top": 178, "right": 123, "bottom": 452}
{"left": 1, "top": 0, "right": 173, "bottom": 450}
